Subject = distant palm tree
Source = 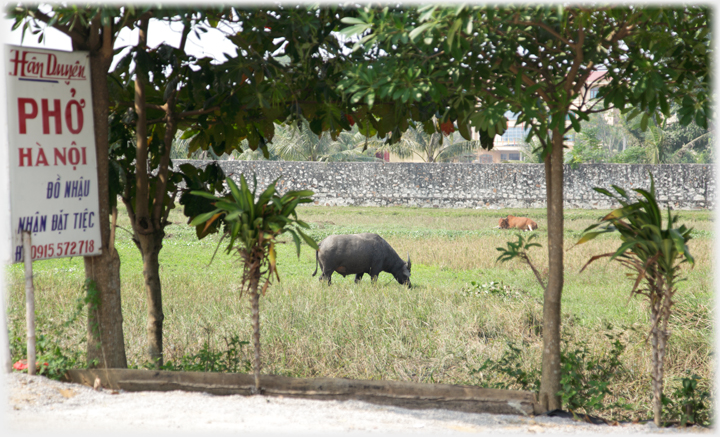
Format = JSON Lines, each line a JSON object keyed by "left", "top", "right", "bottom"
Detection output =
{"left": 643, "top": 124, "right": 665, "bottom": 164}
{"left": 374, "top": 118, "right": 481, "bottom": 162}
{"left": 521, "top": 138, "right": 544, "bottom": 163}
{"left": 171, "top": 131, "right": 235, "bottom": 160}
{"left": 271, "top": 119, "right": 381, "bottom": 162}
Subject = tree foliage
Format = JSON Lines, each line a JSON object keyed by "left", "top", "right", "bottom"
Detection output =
{"left": 342, "top": 6, "right": 709, "bottom": 151}
{"left": 567, "top": 108, "right": 713, "bottom": 166}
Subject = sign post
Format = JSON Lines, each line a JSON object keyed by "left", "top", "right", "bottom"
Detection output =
{"left": 4, "top": 45, "right": 101, "bottom": 373}
{"left": 22, "top": 231, "right": 35, "bottom": 375}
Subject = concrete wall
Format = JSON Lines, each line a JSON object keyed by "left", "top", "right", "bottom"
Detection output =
{"left": 174, "top": 161, "right": 715, "bottom": 210}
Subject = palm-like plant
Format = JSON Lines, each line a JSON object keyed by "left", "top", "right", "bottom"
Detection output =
{"left": 329, "top": 127, "right": 385, "bottom": 161}
{"left": 190, "top": 175, "right": 318, "bottom": 393}
{"left": 271, "top": 119, "right": 380, "bottom": 162}
{"left": 374, "top": 119, "right": 480, "bottom": 162}
{"left": 643, "top": 124, "right": 666, "bottom": 164}
{"left": 576, "top": 174, "right": 694, "bottom": 426}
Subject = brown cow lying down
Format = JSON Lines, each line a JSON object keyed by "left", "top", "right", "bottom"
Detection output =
{"left": 497, "top": 215, "right": 539, "bottom": 231}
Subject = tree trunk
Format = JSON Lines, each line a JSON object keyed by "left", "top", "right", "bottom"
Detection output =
{"left": 126, "top": 16, "right": 169, "bottom": 368}
{"left": 651, "top": 303, "right": 661, "bottom": 426}
{"left": 538, "top": 129, "right": 564, "bottom": 411}
{"left": 249, "top": 267, "right": 262, "bottom": 393}
{"left": 651, "top": 296, "right": 670, "bottom": 426}
{"left": 134, "top": 17, "right": 152, "bottom": 232}
{"left": 136, "top": 231, "right": 165, "bottom": 368}
{"left": 84, "top": 22, "right": 127, "bottom": 369}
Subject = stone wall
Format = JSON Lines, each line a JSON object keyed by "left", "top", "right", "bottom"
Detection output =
{"left": 174, "top": 161, "right": 715, "bottom": 210}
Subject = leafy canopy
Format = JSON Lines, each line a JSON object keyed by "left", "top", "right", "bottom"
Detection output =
{"left": 339, "top": 5, "right": 710, "bottom": 158}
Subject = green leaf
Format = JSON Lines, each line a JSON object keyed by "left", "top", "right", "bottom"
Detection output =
{"left": 568, "top": 113, "right": 581, "bottom": 132}
{"left": 189, "top": 209, "right": 222, "bottom": 227}
{"left": 366, "top": 91, "right": 375, "bottom": 108}
{"left": 340, "top": 24, "right": 372, "bottom": 37}
{"left": 283, "top": 189, "right": 315, "bottom": 199}
{"left": 224, "top": 211, "right": 241, "bottom": 222}
{"left": 447, "top": 18, "right": 462, "bottom": 49}
{"left": 576, "top": 231, "right": 601, "bottom": 245}
{"left": 409, "top": 22, "right": 433, "bottom": 41}
{"left": 634, "top": 188, "right": 661, "bottom": 226}
{"left": 297, "top": 228, "right": 319, "bottom": 251}
{"left": 340, "top": 17, "right": 368, "bottom": 25}
{"left": 257, "top": 179, "right": 278, "bottom": 207}
{"left": 215, "top": 200, "right": 242, "bottom": 212}
{"left": 227, "top": 177, "right": 245, "bottom": 207}
{"left": 287, "top": 229, "right": 302, "bottom": 257}
{"left": 240, "top": 176, "right": 255, "bottom": 218}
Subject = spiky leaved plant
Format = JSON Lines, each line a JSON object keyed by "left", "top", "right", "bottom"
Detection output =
{"left": 191, "top": 174, "right": 317, "bottom": 393}
{"left": 576, "top": 174, "right": 694, "bottom": 426}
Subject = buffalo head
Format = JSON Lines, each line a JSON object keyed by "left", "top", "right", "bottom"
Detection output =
{"left": 394, "top": 253, "right": 412, "bottom": 287}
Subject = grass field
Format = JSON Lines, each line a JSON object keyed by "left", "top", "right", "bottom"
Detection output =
{"left": 4, "top": 204, "right": 714, "bottom": 420}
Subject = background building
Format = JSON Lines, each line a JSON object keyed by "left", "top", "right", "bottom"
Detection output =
{"left": 472, "top": 70, "right": 609, "bottom": 163}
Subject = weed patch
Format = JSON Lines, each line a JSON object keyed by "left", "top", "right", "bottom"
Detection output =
{"left": 474, "top": 331, "right": 632, "bottom": 418}
{"left": 155, "top": 335, "right": 252, "bottom": 373}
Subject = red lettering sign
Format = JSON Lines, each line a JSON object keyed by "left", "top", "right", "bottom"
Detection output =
{"left": 15, "top": 97, "right": 85, "bottom": 135}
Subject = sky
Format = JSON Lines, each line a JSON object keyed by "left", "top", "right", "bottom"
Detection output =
{"left": 2, "top": 13, "right": 241, "bottom": 66}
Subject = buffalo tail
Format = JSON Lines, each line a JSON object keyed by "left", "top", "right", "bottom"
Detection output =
{"left": 312, "top": 250, "right": 319, "bottom": 276}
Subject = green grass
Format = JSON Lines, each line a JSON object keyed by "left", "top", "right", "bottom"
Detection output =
{"left": 4, "top": 204, "right": 713, "bottom": 420}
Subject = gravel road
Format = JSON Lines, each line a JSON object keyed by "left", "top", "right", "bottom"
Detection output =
{"left": 3, "top": 373, "right": 710, "bottom": 435}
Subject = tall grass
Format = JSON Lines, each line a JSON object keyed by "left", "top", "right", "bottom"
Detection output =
{"left": 4, "top": 205, "right": 713, "bottom": 420}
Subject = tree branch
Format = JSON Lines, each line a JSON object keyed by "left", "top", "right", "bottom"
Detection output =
{"left": 564, "top": 25, "right": 586, "bottom": 95}
{"left": 19, "top": 7, "right": 88, "bottom": 46}
{"left": 512, "top": 19, "right": 573, "bottom": 46}
{"left": 673, "top": 131, "right": 712, "bottom": 161}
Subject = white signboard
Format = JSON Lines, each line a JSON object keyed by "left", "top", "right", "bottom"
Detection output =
{"left": 5, "top": 45, "right": 101, "bottom": 263}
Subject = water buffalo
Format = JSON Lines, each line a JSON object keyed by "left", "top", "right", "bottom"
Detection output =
{"left": 312, "top": 233, "right": 411, "bottom": 286}
{"left": 497, "top": 215, "right": 539, "bottom": 231}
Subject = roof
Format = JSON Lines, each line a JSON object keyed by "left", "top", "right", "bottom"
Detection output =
{"left": 587, "top": 70, "right": 608, "bottom": 84}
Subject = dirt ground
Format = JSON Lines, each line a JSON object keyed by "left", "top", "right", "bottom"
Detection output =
{"left": 2, "top": 372, "right": 711, "bottom": 436}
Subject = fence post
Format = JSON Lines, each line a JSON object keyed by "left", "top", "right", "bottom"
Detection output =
{"left": 23, "top": 231, "right": 35, "bottom": 376}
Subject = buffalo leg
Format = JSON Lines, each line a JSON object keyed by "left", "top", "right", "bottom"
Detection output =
{"left": 321, "top": 268, "right": 333, "bottom": 285}
{"left": 355, "top": 273, "right": 364, "bottom": 283}
{"left": 318, "top": 273, "right": 330, "bottom": 285}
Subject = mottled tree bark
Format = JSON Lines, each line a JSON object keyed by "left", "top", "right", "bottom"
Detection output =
{"left": 138, "top": 231, "right": 165, "bottom": 367}
{"left": 83, "top": 18, "right": 127, "bottom": 369}
{"left": 120, "top": 17, "right": 187, "bottom": 368}
{"left": 538, "top": 129, "right": 564, "bottom": 411}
